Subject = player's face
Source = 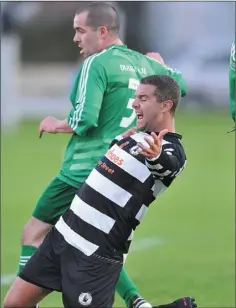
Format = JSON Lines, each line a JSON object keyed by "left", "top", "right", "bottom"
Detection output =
{"left": 73, "top": 12, "right": 103, "bottom": 58}
{"left": 132, "top": 84, "right": 164, "bottom": 131}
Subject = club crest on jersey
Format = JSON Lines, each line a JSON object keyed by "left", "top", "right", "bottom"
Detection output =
{"left": 129, "top": 145, "right": 140, "bottom": 156}
{"left": 78, "top": 292, "right": 92, "bottom": 306}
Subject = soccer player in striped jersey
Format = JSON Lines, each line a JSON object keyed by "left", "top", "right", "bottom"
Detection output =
{"left": 16, "top": 2, "right": 189, "bottom": 308}
{"left": 4, "top": 75, "right": 197, "bottom": 308}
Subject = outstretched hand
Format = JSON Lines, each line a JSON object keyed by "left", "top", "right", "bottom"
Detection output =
{"left": 138, "top": 129, "right": 168, "bottom": 159}
{"left": 39, "top": 116, "right": 60, "bottom": 138}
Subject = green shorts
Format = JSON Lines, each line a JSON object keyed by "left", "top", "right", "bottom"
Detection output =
{"left": 32, "top": 177, "right": 79, "bottom": 225}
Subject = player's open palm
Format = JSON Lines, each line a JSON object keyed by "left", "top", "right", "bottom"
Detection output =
{"left": 138, "top": 129, "right": 168, "bottom": 159}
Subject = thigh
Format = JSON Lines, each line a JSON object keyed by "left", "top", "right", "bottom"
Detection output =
{"left": 61, "top": 248, "right": 123, "bottom": 308}
{"left": 32, "top": 176, "right": 78, "bottom": 225}
{"left": 19, "top": 229, "right": 62, "bottom": 292}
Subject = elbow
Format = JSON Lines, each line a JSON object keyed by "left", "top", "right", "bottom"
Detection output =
{"left": 74, "top": 119, "right": 98, "bottom": 136}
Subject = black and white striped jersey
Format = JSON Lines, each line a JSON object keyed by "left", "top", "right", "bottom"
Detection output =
{"left": 55, "top": 131, "right": 187, "bottom": 259}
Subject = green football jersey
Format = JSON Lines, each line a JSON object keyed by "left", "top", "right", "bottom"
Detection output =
{"left": 58, "top": 44, "right": 187, "bottom": 186}
{"left": 229, "top": 40, "right": 235, "bottom": 122}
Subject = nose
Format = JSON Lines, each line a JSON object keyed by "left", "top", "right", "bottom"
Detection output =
{"left": 73, "top": 33, "right": 80, "bottom": 44}
{"left": 132, "top": 98, "right": 139, "bottom": 109}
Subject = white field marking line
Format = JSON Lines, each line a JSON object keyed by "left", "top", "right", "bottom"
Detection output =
{"left": 130, "top": 236, "right": 163, "bottom": 252}
{"left": 1, "top": 273, "right": 16, "bottom": 286}
{"left": 1, "top": 236, "right": 163, "bottom": 286}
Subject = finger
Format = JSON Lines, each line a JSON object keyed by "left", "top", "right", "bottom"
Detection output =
{"left": 128, "top": 127, "right": 136, "bottom": 136}
{"left": 122, "top": 127, "right": 136, "bottom": 138}
{"left": 138, "top": 142, "right": 153, "bottom": 155}
{"left": 139, "top": 140, "right": 161, "bottom": 158}
{"left": 144, "top": 136, "right": 160, "bottom": 155}
{"left": 143, "top": 136, "right": 155, "bottom": 148}
{"left": 138, "top": 150, "right": 154, "bottom": 158}
{"left": 157, "top": 129, "right": 168, "bottom": 143}
{"left": 138, "top": 146, "right": 157, "bottom": 159}
{"left": 143, "top": 136, "right": 160, "bottom": 149}
{"left": 39, "top": 129, "right": 43, "bottom": 139}
{"left": 130, "top": 126, "right": 137, "bottom": 132}
{"left": 150, "top": 132, "right": 160, "bottom": 146}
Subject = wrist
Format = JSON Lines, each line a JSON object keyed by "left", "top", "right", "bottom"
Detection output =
{"left": 56, "top": 119, "right": 74, "bottom": 133}
{"left": 54, "top": 119, "right": 63, "bottom": 133}
{"left": 146, "top": 153, "right": 161, "bottom": 161}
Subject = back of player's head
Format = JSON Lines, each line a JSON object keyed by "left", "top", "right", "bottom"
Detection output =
{"left": 76, "top": 2, "right": 120, "bottom": 35}
{"left": 140, "top": 75, "right": 181, "bottom": 114}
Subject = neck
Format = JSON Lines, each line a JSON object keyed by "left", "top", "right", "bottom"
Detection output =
{"left": 151, "top": 116, "right": 175, "bottom": 133}
{"left": 103, "top": 37, "right": 123, "bottom": 49}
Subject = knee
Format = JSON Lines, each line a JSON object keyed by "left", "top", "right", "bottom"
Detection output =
{"left": 22, "top": 220, "right": 38, "bottom": 246}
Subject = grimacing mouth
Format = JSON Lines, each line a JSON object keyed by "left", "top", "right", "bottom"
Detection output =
{"left": 136, "top": 111, "right": 144, "bottom": 120}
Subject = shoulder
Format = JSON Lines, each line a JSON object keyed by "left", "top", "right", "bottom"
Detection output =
{"left": 82, "top": 48, "right": 114, "bottom": 67}
{"left": 79, "top": 52, "right": 109, "bottom": 76}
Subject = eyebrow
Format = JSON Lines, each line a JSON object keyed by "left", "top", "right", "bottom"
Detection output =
{"left": 136, "top": 94, "right": 148, "bottom": 99}
{"left": 74, "top": 26, "right": 85, "bottom": 31}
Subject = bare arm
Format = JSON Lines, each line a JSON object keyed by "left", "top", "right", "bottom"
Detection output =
{"left": 39, "top": 117, "right": 73, "bottom": 138}
{"left": 55, "top": 119, "right": 74, "bottom": 133}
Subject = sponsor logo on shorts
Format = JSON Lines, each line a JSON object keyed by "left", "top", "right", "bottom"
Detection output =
{"left": 78, "top": 292, "right": 92, "bottom": 306}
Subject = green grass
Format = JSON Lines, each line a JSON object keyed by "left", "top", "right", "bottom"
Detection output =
{"left": 1, "top": 111, "right": 235, "bottom": 307}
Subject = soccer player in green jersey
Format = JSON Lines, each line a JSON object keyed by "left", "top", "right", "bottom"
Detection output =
{"left": 229, "top": 40, "right": 235, "bottom": 123}
{"left": 17, "top": 3, "right": 187, "bottom": 307}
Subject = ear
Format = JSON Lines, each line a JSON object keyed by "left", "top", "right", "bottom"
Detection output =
{"left": 98, "top": 26, "right": 108, "bottom": 38}
{"left": 161, "top": 100, "right": 173, "bottom": 112}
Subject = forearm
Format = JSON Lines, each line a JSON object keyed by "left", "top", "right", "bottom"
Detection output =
{"left": 145, "top": 149, "right": 181, "bottom": 178}
{"left": 56, "top": 119, "right": 74, "bottom": 133}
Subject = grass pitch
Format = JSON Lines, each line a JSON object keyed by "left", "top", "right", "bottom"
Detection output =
{"left": 1, "top": 111, "right": 235, "bottom": 307}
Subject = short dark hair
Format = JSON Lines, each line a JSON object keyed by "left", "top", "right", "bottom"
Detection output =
{"left": 76, "top": 2, "right": 120, "bottom": 35}
{"left": 140, "top": 75, "right": 181, "bottom": 114}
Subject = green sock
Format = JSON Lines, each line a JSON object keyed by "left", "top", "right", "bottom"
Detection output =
{"left": 17, "top": 245, "right": 37, "bottom": 275}
{"left": 115, "top": 267, "right": 140, "bottom": 307}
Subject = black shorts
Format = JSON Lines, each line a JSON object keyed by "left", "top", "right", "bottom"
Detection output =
{"left": 19, "top": 228, "right": 123, "bottom": 307}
